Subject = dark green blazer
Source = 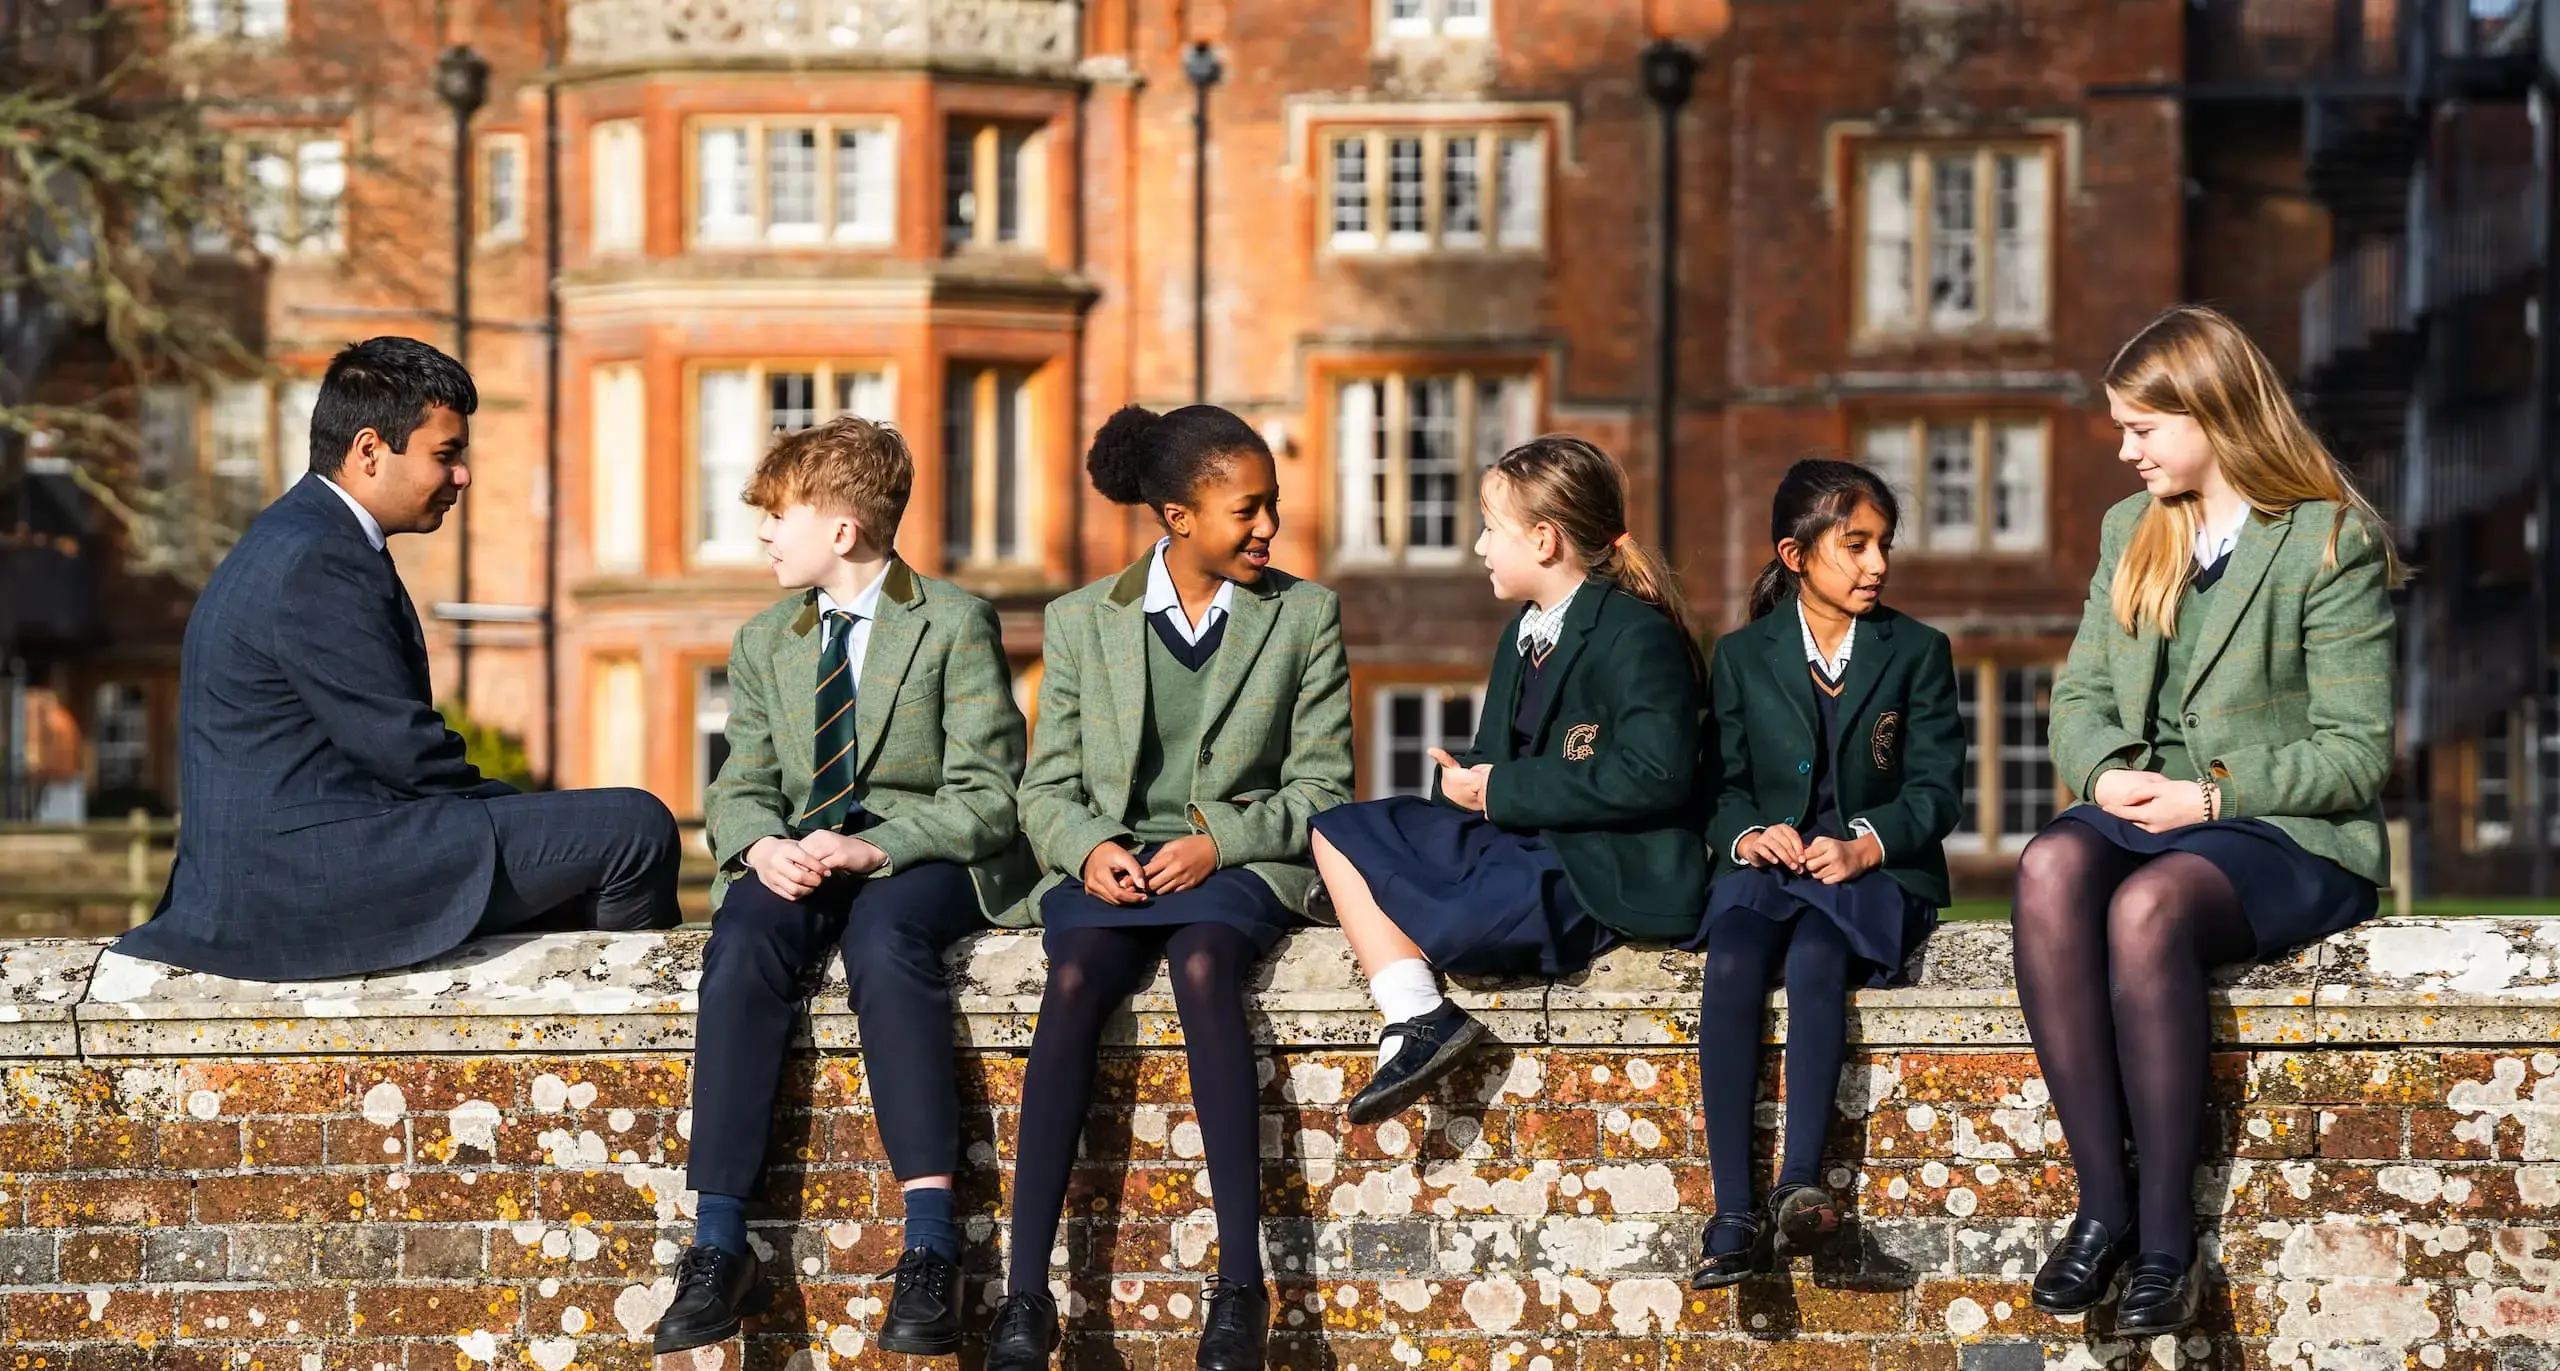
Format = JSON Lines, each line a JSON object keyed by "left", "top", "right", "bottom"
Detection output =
{"left": 1433, "top": 578, "right": 1706, "bottom": 941}
{"left": 1703, "top": 602, "right": 1965, "bottom": 908}
{"left": 1015, "top": 558, "right": 1355, "bottom": 919}
{"left": 704, "top": 560, "right": 1037, "bottom": 918}
{"left": 2050, "top": 493, "right": 2396, "bottom": 886}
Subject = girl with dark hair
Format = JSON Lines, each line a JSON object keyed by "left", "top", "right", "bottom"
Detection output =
{"left": 1691, "top": 458, "right": 1964, "bottom": 1286}
{"left": 1309, "top": 435, "right": 1708, "bottom": 1125}
{"left": 986, "top": 404, "right": 1353, "bottom": 1371}
{"left": 2017, "top": 306, "right": 2398, "bottom": 1334}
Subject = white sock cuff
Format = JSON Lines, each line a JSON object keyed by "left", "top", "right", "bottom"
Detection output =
{"left": 1368, "top": 957, "right": 1445, "bottom": 1025}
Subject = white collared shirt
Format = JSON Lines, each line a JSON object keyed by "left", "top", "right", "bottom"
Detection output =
{"left": 1516, "top": 582, "right": 1582, "bottom": 658}
{"left": 1141, "top": 537, "right": 1235, "bottom": 645}
{"left": 2194, "top": 502, "right": 2250, "bottom": 568}
{"left": 1730, "top": 602, "right": 1885, "bottom": 863}
{"left": 1798, "top": 600, "right": 1855, "bottom": 681}
{"left": 319, "top": 475, "right": 387, "bottom": 552}
{"left": 817, "top": 563, "right": 892, "bottom": 682}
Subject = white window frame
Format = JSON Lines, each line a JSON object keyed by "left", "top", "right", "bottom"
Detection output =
{"left": 696, "top": 666, "right": 732, "bottom": 799}
{"left": 943, "top": 119, "right": 1046, "bottom": 252}
{"left": 92, "top": 684, "right": 152, "bottom": 794}
{"left": 1369, "top": 684, "right": 1487, "bottom": 799}
{"left": 941, "top": 364, "right": 1037, "bottom": 568}
{"left": 1325, "top": 126, "right": 1546, "bottom": 255}
{"left": 590, "top": 119, "right": 645, "bottom": 255}
{"left": 1947, "top": 661, "right": 2062, "bottom": 855}
{"left": 196, "top": 133, "right": 343, "bottom": 258}
{"left": 690, "top": 360, "right": 898, "bottom": 565}
{"left": 151, "top": 376, "right": 313, "bottom": 501}
{"left": 180, "top": 0, "right": 287, "bottom": 42}
{"left": 1379, "top": 0, "right": 1490, "bottom": 41}
{"left": 590, "top": 363, "right": 648, "bottom": 574}
{"left": 2473, "top": 708, "right": 2516, "bottom": 850}
{"left": 688, "top": 116, "right": 901, "bottom": 250}
{"left": 1335, "top": 370, "right": 1538, "bottom": 566}
{"left": 1860, "top": 416, "right": 2048, "bottom": 555}
{"left": 1855, "top": 144, "right": 2052, "bottom": 339}
{"left": 479, "top": 134, "right": 526, "bottom": 244}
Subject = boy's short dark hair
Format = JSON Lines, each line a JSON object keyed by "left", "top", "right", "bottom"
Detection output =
{"left": 743, "top": 416, "right": 913, "bottom": 544}
{"left": 307, "top": 337, "right": 478, "bottom": 476}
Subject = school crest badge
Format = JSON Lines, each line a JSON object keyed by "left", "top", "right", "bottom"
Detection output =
{"left": 1564, "top": 723, "right": 1599, "bottom": 761}
{"left": 1870, "top": 711, "right": 1901, "bottom": 770}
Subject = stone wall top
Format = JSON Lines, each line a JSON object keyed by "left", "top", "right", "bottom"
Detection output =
{"left": 3, "top": 917, "right": 2553, "bottom": 1059}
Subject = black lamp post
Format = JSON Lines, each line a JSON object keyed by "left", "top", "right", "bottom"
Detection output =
{"left": 1183, "top": 41, "right": 1223, "bottom": 405}
{"left": 1639, "top": 38, "right": 1697, "bottom": 554}
{"left": 435, "top": 42, "right": 489, "bottom": 708}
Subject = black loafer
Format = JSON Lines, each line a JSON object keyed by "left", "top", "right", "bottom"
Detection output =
{"left": 1346, "top": 1003, "right": 1488, "bottom": 1126}
{"left": 1196, "top": 1276, "right": 1270, "bottom": 1371}
{"left": 983, "top": 1288, "right": 1061, "bottom": 1371}
{"left": 1690, "top": 1211, "right": 1771, "bottom": 1289}
{"left": 2115, "top": 1249, "right": 2204, "bottom": 1336}
{"left": 1768, "top": 1183, "right": 1843, "bottom": 1257}
{"left": 876, "top": 1246, "right": 965, "bottom": 1356}
{"left": 2029, "top": 1215, "right": 2136, "bottom": 1314}
{"left": 651, "top": 1243, "right": 769, "bottom": 1353}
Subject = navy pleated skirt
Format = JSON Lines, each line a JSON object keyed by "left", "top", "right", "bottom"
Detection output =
{"left": 2048, "top": 805, "right": 2379, "bottom": 959}
{"left": 1039, "top": 842, "right": 1296, "bottom": 956}
{"left": 1701, "top": 866, "right": 1938, "bottom": 988}
{"left": 1311, "top": 796, "right": 1614, "bottom": 978}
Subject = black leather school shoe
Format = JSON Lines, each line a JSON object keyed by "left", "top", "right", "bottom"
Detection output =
{"left": 876, "top": 1246, "right": 965, "bottom": 1356}
{"left": 982, "top": 1288, "right": 1062, "bottom": 1371}
{"left": 2029, "top": 1215, "right": 2137, "bottom": 1314}
{"left": 652, "top": 1243, "right": 769, "bottom": 1353}
{"left": 1195, "top": 1275, "right": 1271, "bottom": 1371}
{"left": 1690, "top": 1211, "right": 1772, "bottom": 1289}
{"left": 2114, "top": 1249, "right": 2205, "bottom": 1336}
{"left": 1768, "top": 1182, "right": 1844, "bottom": 1257}
{"left": 1345, "top": 1002, "right": 1488, "bottom": 1126}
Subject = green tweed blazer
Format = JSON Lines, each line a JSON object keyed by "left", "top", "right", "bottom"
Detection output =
{"left": 2049, "top": 493, "right": 2398, "bottom": 886}
{"left": 1704, "top": 602, "right": 1966, "bottom": 908}
{"left": 704, "top": 560, "right": 1036, "bottom": 918}
{"left": 1014, "top": 558, "right": 1354, "bottom": 920}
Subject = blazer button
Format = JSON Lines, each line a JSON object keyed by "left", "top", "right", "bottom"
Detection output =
{"left": 1197, "top": 745, "right": 1214, "bottom": 765}
{"left": 2184, "top": 712, "right": 2199, "bottom": 729}
{"left": 1782, "top": 815, "right": 1797, "bottom": 826}
{"left": 1796, "top": 759, "right": 1812, "bottom": 775}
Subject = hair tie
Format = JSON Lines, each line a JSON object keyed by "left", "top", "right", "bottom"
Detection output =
{"left": 1612, "top": 532, "right": 1634, "bottom": 552}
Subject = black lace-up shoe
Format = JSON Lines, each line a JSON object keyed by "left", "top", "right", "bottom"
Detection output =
{"left": 652, "top": 1242, "right": 768, "bottom": 1353}
{"left": 983, "top": 1288, "right": 1061, "bottom": 1371}
{"left": 877, "top": 1246, "right": 965, "bottom": 1356}
{"left": 1196, "top": 1276, "right": 1270, "bottom": 1371}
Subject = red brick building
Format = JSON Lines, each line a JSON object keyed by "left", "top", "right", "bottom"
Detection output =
{"left": 27, "top": 0, "right": 2192, "bottom": 890}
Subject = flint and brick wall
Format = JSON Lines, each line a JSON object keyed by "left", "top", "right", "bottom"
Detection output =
{"left": 0, "top": 919, "right": 2556, "bottom": 1370}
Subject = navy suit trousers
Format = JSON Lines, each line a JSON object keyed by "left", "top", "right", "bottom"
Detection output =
{"left": 685, "top": 860, "right": 983, "bottom": 1197}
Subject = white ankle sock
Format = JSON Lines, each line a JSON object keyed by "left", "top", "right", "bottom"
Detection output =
{"left": 1368, "top": 958, "right": 1444, "bottom": 1062}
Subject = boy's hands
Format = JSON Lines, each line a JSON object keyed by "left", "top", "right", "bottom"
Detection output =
{"left": 744, "top": 833, "right": 887, "bottom": 901}
{"left": 1081, "top": 840, "right": 1151, "bottom": 905}
{"left": 798, "top": 830, "right": 888, "bottom": 877}
{"left": 745, "top": 836, "right": 827, "bottom": 900}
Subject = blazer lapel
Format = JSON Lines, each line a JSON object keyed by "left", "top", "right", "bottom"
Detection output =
{"left": 1197, "top": 575, "right": 1281, "bottom": 738}
{"left": 850, "top": 561, "right": 925, "bottom": 777}
{"left": 2179, "top": 508, "right": 2292, "bottom": 706}
{"left": 1484, "top": 611, "right": 1528, "bottom": 760}
{"left": 775, "top": 593, "right": 825, "bottom": 774}
{"left": 1760, "top": 606, "right": 1817, "bottom": 739}
{"left": 1830, "top": 611, "right": 1898, "bottom": 761}
{"left": 1525, "top": 576, "right": 1609, "bottom": 748}
{"left": 1101, "top": 558, "right": 1153, "bottom": 791}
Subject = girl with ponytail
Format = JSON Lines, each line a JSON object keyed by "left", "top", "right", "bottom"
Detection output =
{"left": 1309, "top": 435, "right": 1708, "bottom": 1125}
{"left": 1692, "top": 458, "right": 1964, "bottom": 1287}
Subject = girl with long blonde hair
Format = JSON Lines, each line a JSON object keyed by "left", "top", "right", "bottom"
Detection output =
{"left": 2016, "top": 306, "right": 2401, "bottom": 1334}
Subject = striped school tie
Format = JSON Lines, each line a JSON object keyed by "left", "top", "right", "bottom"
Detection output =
{"left": 801, "top": 609, "right": 863, "bottom": 832}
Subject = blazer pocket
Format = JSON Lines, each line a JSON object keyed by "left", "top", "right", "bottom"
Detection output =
{"left": 269, "top": 799, "right": 399, "bottom": 833}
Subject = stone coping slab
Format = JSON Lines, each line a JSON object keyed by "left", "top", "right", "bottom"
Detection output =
{"left": 4, "top": 916, "right": 2549, "bottom": 1058}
